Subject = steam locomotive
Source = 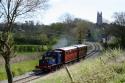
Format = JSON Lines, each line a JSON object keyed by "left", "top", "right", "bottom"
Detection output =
{"left": 36, "top": 44, "right": 87, "bottom": 72}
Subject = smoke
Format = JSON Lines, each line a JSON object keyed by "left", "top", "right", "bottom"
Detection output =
{"left": 52, "top": 36, "right": 68, "bottom": 49}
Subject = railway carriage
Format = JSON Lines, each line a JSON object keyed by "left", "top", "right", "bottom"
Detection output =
{"left": 75, "top": 44, "right": 87, "bottom": 58}
{"left": 56, "top": 46, "right": 78, "bottom": 63}
{"left": 36, "top": 44, "right": 87, "bottom": 72}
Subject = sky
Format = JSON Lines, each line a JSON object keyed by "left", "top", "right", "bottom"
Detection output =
{"left": 20, "top": 0, "right": 125, "bottom": 25}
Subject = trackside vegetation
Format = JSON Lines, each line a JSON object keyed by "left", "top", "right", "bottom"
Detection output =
{"left": 33, "top": 48, "right": 125, "bottom": 83}
{"left": 0, "top": 60, "right": 38, "bottom": 80}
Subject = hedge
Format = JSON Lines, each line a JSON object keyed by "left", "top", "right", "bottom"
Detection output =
{"left": 15, "top": 45, "right": 48, "bottom": 52}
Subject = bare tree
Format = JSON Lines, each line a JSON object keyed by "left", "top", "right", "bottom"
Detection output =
{"left": 0, "top": 0, "right": 48, "bottom": 83}
{"left": 113, "top": 12, "right": 125, "bottom": 48}
{"left": 114, "top": 12, "right": 125, "bottom": 26}
{"left": 107, "top": 12, "right": 125, "bottom": 48}
{"left": 60, "top": 13, "right": 75, "bottom": 31}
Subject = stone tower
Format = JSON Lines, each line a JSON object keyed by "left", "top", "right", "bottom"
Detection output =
{"left": 96, "top": 12, "right": 102, "bottom": 26}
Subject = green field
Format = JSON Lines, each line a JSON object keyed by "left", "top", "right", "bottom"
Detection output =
{"left": 33, "top": 49, "right": 125, "bottom": 83}
{"left": 0, "top": 45, "right": 49, "bottom": 81}
{"left": 0, "top": 60, "right": 38, "bottom": 80}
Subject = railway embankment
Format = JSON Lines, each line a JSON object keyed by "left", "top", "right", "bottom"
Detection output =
{"left": 0, "top": 42, "right": 101, "bottom": 83}
{"left": 33, "top": 48, "right": 125, "bottom": 83}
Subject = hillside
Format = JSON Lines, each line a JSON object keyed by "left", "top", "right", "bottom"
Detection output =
{"left": 33, "top": 49, "right": 125, "bottom": 83}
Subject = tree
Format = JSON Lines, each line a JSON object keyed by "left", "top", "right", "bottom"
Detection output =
{"left": 109, "top": 24, "right": 125, "bottom": 48}
{"left": 39, "top": 33, "right": 48, "bottom": 50}
{"left": 0, "top": 0, "right": 48, "bottom": 83}
{"left": 60, "top": 13, "right": 75, "bottom": 33}
{"left": 114, "top": 12, "right": 125, "bottom": 26}
{"left": 108, "top": 12, "right": 125, "bottom": 48}
{"left": 113, "top": 12, "right": 125, "bottom": 48}
{"left": 72, "top": 20, "right": 90, "bottom": 44}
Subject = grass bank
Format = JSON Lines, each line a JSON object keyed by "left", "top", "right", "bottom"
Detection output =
{"left": 34, "top": 48, "right": 125, "bottom": 83}
{"left": 0, "top": 60, "right": 38, "bottom": 80}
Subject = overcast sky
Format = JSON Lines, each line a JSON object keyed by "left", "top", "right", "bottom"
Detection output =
{"left": 20, "top": 0, "right": 125, "bottom": 25}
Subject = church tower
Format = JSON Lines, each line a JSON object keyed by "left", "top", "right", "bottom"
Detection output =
{"left": 96, "top": 12, "right": 102, "bottom": 26}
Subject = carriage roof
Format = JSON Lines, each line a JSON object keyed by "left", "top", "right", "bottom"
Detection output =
{"left": 56, "top": 44, "right": 87, "bottom": 51}
{"left": 74, "top": 44, "right": 87, "bottom": 48}
{"left": 57, "top": 46, "right": 77, "bottom": 51}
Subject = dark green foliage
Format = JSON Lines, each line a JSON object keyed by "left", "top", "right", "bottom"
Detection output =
{"left": 106, "top": 24, "right": 125, "bottom": 49}
{"left": 14, "top": 37, "right": 41, "bottom": 45}
{"left": 15, "top": 45, "right": 48, "bottom": 52}
{"left": 14, "top": 35, "right": 48, "bottom": 45}
{"left": 107, "top": 12, "right": 125, "bottom": 49}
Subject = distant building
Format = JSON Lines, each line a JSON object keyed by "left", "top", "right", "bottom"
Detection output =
{"left": 96, "top": 12, "right": 102, "bottom": 26}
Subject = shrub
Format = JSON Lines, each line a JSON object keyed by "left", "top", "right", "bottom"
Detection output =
{"left": 15, "top": 45, "right": 48, "bottom": 52}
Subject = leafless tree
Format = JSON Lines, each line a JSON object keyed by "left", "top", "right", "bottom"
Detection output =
{"left": 60, "top": 13, "right": 75, "bottom": 31}
{"left": 114, "top": 12, "right": 125, "bottom": 26}
{"left": 107, "top": 12, "right": 125, "bottom": 48}
{"left": 113, "top": 12, "right": 125, "bottom": 48}
{"left": 0, "top": 0, "right": 48, "bottom": 83}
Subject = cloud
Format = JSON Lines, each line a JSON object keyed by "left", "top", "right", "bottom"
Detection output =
{"left": 16, "top": 0, "right": 125, "bottom": 24}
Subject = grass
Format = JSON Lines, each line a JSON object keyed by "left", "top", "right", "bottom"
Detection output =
{"left": 0, "top": 59, "right": 38, "bottom": 80}
{"left": 33, "top": 48, "right": 125, "bottom": 83}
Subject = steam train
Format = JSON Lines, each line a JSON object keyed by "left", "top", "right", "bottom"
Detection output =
{"left": 36, "top": 44, "right": 87, "bottom": 72}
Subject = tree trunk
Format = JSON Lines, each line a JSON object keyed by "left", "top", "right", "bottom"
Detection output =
{"left": 5, "top": 59, "right": 13, "bottom": 83}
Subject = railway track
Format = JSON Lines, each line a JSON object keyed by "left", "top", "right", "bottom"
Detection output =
{"left": 12, "top": 42, "right": 101, "bottom": 83}
{"left": 86, "top": 43, "right": 101, "bottom": 58}
{"left": 14, "top": 75, "right": 41, "bottom": 83}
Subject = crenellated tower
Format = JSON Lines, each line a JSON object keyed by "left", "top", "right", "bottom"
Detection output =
{"left": 96, "top": 12, "right": 102, "bottom": 26}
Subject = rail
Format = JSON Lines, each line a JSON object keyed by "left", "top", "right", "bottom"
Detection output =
{"left": 13, "top": 42, "right": 102, "bottom": 83}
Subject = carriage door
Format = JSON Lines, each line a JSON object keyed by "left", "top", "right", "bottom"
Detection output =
{"left": 75, "top": 46, "right": 80, "bottom": 61}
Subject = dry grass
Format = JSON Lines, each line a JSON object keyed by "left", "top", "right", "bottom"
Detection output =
{"left": 0, "top": 52, "right": 40, "bottom": 65}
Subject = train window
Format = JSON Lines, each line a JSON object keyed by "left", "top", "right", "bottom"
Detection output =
{"left": 44, "top": 56, "right": 56, "bottom": 63}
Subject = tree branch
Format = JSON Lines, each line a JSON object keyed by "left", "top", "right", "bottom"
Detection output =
{"left": 0, "top": 1, "right": 8, "bottom": 16}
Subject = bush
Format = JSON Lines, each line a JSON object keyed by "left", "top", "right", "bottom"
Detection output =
{"left": 15, "top": 45, "right": 48, "bottom": 52}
